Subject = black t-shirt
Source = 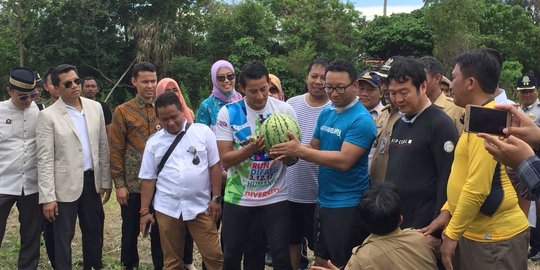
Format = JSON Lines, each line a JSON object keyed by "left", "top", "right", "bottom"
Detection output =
{"left": 98, "top": 100, "right": 112, "bottom": 125}
{"left": 385, "top": 105, "right": 459, "bottom": 230}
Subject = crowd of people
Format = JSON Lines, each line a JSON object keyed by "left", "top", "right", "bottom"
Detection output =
{"left": 1, "top": 47, "right": 540, "bottom": 270}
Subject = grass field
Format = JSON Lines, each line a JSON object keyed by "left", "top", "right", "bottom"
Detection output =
{"left": 2, "top": 193, "right": 540, "bottom": 269}
{"left": 0, "top": 192, "right": 202, "bottom": 270}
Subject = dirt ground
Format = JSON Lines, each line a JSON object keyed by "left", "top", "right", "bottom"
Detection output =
{"left": 1, "top": 193, "right": 540, "bottom": 269}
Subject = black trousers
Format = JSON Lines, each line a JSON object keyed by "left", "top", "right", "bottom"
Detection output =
{"left": 0, "top": 192, "right": 41, "bottom": 270}
{"left": 120, "top": 193, "right": 163, "bottom": 269}
{"left": 222, "top": 201, "right": 292, "bottom": 270}
{"left": 53, "top": 172, "right": 105, "bottom": 270}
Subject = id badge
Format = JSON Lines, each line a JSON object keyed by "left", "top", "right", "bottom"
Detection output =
{"left": 378, "top": 137, "right": 389, "bottom": 154}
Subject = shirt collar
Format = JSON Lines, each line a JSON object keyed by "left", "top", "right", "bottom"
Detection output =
{"left": 335, "top": 97, "right": 359, "bottom": 112}
{"left": 363, "top": 227, "right": 402, "bottom": 245}
{"left": 399, "top": 100, "right": 432, "bottom": 124}
{"left": 433, "top": 92, "right": 447, "bottom": 108}
{"left": 135, "top": 95, "right": 155, "bottom": 108}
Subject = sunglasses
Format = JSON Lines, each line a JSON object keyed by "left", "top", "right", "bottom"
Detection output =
{"left": 269, "top": 86, "right": 279, "bottom": 94}
{"left": 62, "top": 78, "right": 82, "bottom": 88}
{"left": 217, "top": 73, "right": 235, "bottom": 83}
{"left": 18, "top": 91, "right": 38, "bottom": 101}
{"left": 187, "top": 146, "right": 200, "bottom": 165}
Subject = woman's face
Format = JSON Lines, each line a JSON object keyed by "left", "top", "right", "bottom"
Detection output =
{"left": 164, "top": 82, "right": 180, "bottom": 97}
{"left": 216, "top": 67, "right": 235, "bottom": 93}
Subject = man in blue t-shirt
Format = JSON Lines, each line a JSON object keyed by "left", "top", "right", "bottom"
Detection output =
{"left": 271, "top": 60, "right": 376, "bottom": 268}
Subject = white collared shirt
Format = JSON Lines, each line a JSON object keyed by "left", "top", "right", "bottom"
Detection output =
{"left": 368, "top": 101, "right": 384, "bottom": 120}
{"left": 65, "top": 104, "right": 94, "bottom": 171}
{"left": 0, "top": 100, "right": 39, "bottom": 195}
{"left": 139, "top": 123, "right": 220, "bottom": 221}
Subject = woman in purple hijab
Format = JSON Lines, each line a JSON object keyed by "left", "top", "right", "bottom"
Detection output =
{"left": 195, "top": 60, "right": 243, "bottom": 131}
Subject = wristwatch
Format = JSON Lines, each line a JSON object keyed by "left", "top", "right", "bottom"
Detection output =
{"left": 212, "top": 195, "right": 223, "bottom": 203}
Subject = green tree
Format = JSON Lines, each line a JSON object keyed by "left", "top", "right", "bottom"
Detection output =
{"left": 479, "top": 2, "right": 540, "bottom": 76}
{"left": 359, "top": 10, "right": 434, "bottom": 60}
{"left": 500, "top": 60, "right": 523, "bottom": 100}
{"left": 425, "top": 0, "right": 485, "bottom": 72}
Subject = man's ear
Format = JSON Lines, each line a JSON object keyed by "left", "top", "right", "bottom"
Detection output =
{"left": 131, "top": 77, "right": 137, "bottom": 86}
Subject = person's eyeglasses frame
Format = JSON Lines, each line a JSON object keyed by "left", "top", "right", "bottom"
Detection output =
{"left": 18, "top": 91, "right": 39, "bottom": 101}
{"left": 217, "top": 73, "right": 235, "bottom": 83}
{"left": 62, "top": 78, "right": 82, "bottom": 89}
{"left": 324, "top": 80, "right": 355, "bottom": 94}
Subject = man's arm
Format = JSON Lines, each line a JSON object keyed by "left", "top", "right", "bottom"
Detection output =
{"left": 217, "top": 135, "right": 264, "bottom": 169}
{"left": 109, "top": 106, "right": 127, "bottom": 185}
{"left": 271, "top": 134, "right": 367, "bottom": 171}
{"left": 518, "top": 155, "right": 540, "bottom": 193}
{"left": 36, "top": 111, "right": 58, "bottom": 221}
{"left": 109, "top": 106, "right": 129, "bottom": 205}
{"left": 139, "top": 179, "right": 156, "bottom": 234}
{"left": 431, "top": 120, "right": 459, "bottom": 219}
{"left": 97, "top": 105, "right": 112, "bottom": 204}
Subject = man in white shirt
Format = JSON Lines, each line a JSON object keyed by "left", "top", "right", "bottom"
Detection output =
{"left": 0, "top": 67, "right": 42, "bottom": 270}
{"left": 216, "top": 61, "right": 297, "bottom": 269}
{"left": 357, "top": 70, "right": 384, "bottom": 120}
{"left": 139, "top": 92, "right": 223, "bottom": 270}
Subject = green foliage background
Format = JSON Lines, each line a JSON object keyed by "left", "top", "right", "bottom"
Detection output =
{"left": 0, "top": 0, "right": 539, "bottom": 108}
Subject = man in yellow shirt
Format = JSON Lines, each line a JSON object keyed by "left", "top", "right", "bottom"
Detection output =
{"left": 421, "top": 49, "right": 529, "bottom": 270}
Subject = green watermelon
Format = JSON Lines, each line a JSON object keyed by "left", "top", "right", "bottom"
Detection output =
{"left": 260, "top": 113, "right": 301, "bottom": 151}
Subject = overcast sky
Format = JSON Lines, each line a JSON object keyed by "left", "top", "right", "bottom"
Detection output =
{"left": 353, "top": 0, "right": 424, "bottom": 20}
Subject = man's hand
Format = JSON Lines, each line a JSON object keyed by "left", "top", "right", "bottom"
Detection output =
{"left": 269, "top": 131, "right": 302, "bottom": 160}
{"left": 139, "top": 213, "right": 155, "bottom": 236}
{"left": 478, "top": 134, "right": 535, "bottom": 169}
{"left": 441, "top": 232, "right": 457, "bottom": 270}
{"left": 207, "top": 200, "right": 222, "bottom": 221}
{"left": 247, "top": 134, "right": 265, "bottom": 155}
{"left": 494, "top": 104, "right": 540, "bottom": 149}
{"left": 101, "top": 188, "right": 112, "bottom": 205}
{"left": 419, "top": 210, "right": 451, "bottom": 236}
{"left": 43, "top": 201, "right": 58, "bottom": 222}
{"left": 116, "top": 187, "right": 129, "bottom": 206}
{"left": 310, "top": 260, "right": 339, "bottom": 270}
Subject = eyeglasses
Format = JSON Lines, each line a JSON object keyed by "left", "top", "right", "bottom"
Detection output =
{"left": 217, "top": 73, "right": 235, "bottom": 82}
{"left": 18, "top": 91, "right": 38, "bottom": 101}
{"left": 324, "top": 81, "right": 355, "bottom": 94}
{"left": 187, "top": 146, "right": 200, "bottom": 165}
{"left": 269, "top": 86, "right": 279, "bottom": 94}
{"left": 62, "top": 78, "right": 82, "bottom": 88}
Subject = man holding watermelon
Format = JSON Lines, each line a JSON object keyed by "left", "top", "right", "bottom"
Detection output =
{"left": 271, "top": 60, "right": 377, "bottom": 269}
{"left": 215, "top": 60, "right": 297, "bottom": 270}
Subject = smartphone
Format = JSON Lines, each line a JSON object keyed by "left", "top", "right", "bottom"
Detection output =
{"left": 143, "top": 223, "right": 152, "bottom": 237}
{"left": 464, "top": 105, "right": 511, "bottom": 136}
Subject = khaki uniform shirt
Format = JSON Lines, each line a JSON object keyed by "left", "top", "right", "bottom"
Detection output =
{"left": 345, "top": 228, "right": 437, "bottom": 270}
{"left": 434, "top": 93, "right": 464, "bottom": 135}
{"left": 369, "top": 105, "right": 399, "bottom": 183}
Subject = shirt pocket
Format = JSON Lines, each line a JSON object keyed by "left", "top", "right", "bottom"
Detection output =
{"left": 0, "top": 121, "right": 14, "bottom": 141}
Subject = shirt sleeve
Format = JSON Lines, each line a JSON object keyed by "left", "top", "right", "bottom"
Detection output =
{"left": 195, "top": 99, "right": 210, "bottom": 126}
{"left": 205, "top": 126, "right": 220, "bottom": 167}
{"left": 518, "top": 155, "right": 540, "bottom": 196}
{"left": 36, "top": 111, "right": 56, "bottom": 203}
{"left": 312, "top": 108, "right": 326, "bottom": 141}
{"left": 138, "top": 138, "right": 157, "bottom": 180}
{"left": 430, "top": 117, "right": 459, "bottom": 219}
{"left": 345, "top": 114, "right": 376, "bottom": 150}
{"left": 215, "top": 106, "right": 233, "bottom": 141}
{"left": 109, "top": 106, "right": 128, "bottom": 187}
{"left": 445, "top": 134, "right": 497, "bottom": 240}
